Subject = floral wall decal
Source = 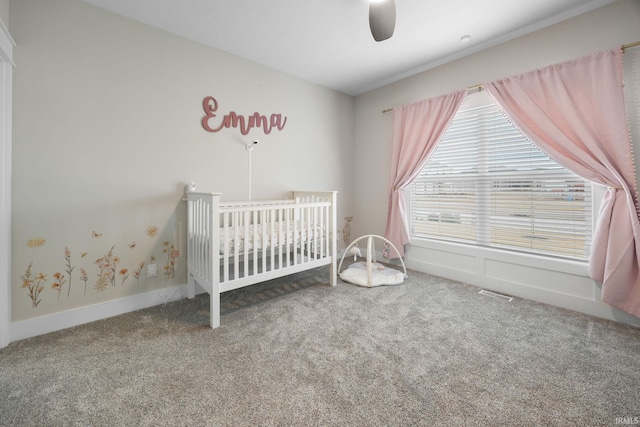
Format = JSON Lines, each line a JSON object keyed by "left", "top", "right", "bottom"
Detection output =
{"left": 20, "top": 262, "right": 46, "bottom": 307}
{"left": 17, "top": 224, "right": 182, "bottom": 310}
{"left": 64, "top": 247, "right": 74, "bottom": 297}
{"left": 119, "top": 268, "right": 129, "bottom": 285}
{"left": 146, "top": 226, "right": 159, "bottom": 238}
{"left": 79, "top": 268, "right": 89, "bottom": 295}
{"left": 26, "top": 237, "right": 46, "bottom": 248}
{"left": 51, "top": 272, "right": 66, "bottom": 299}
{"left": 162, "top": 242, "right": 179, "bottom": 278}
{"left": 95, "top": 245, "right": 117, "bottom": 292}
{"left": 133, "top": 262, "right": 145, "bottom": 282}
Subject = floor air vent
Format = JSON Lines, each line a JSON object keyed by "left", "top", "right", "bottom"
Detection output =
{"left": 478, "top": 289, "right": 513, "bottom": 302}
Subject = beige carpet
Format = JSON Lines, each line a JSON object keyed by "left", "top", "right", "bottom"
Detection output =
{"left": 1, "top": 266, "right": 639, "bottom": 426}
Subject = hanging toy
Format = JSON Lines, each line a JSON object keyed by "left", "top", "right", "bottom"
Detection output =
{"left": 348, "top": 245, "right": 362, "bottom": 261}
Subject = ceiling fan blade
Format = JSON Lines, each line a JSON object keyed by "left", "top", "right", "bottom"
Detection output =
{"left": 369, "top": 0, "right": 396, "bottom": 42}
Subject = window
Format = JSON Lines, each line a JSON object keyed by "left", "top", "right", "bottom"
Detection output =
{"left": 410, "top": 99, "right": 593, "bottom": 260}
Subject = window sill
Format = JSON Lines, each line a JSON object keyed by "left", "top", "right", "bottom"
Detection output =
{"left": 408, "top": 236, "right": 590, "bottom": 277}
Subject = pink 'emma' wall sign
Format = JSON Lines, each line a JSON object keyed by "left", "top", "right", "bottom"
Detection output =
{"left": 201, "top": 96, "right": 288, "bottom": 136}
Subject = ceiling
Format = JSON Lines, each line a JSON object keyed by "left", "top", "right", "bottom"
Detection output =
{"left": 79, "top": 0, "right": 617, "bottom": 96}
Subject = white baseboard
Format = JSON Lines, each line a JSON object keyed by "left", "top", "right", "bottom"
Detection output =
{"left": 405, "top": 255, "right": 640, "bottom": 329}
{"left": 9, "top": 283, "right": 202, "bottom": 343}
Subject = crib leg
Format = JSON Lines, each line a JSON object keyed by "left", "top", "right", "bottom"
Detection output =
{"left": 210, "top": 287, "right": 220, "bottom": 329}
{"left": 330, "top": 259, "right": 337, "bottom": 287}
{"left": 187, "top": 273, "right": 196, "bottom": 299}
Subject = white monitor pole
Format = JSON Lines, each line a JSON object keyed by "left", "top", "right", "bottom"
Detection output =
{"left": 246, "top": 140, "right": 258, "bottom": 201}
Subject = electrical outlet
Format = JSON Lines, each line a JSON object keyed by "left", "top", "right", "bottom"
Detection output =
{"left": 147, "top": 263, "right": 157, "bottom": 278}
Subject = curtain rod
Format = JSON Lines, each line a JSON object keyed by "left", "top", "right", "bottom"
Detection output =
{"left": 381, "top": 84, "right": 482, "bottom": 114}
{"left": 381, "top": 41, "right": 640, "bottom": 114}
{"left": 622, "top": 40, "right": 640, "bottom": 50}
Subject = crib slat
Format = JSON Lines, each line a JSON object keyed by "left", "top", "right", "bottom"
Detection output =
{"left": 233, "top": 211, "right": 240, "bottom": 280}
{"left": 196, "top": 199, "right": 204, "bottom": 279}
{"left": 285, "top": 208, "right": 291, "bottom": 268}
{"left": 243, "top": 210, "right": 249, "bottom": 278}
{"left": 223, "top": 212, "right": 230, "bottom": 282}
{"left": 203, "top": 201, "right": 209, "bottom": 280}
{"left": 313, "top": 205, "right": 318, "bottom": 260}
{"left": 316, "top": 206, "right": 319, "bottom": 259}
{"left": 252, "top": 210, "right": 258, "bottom": 275}
{"left": 270, "top": 210, "right": 275, "bottom": 272}
{"left": 306, "top": 205, "right": 312, "bottom": 261}
{"left": 325, "top": 205, "right": 330, "bottom": 257}
{"left": 278, "top": 208, "right": 283, "bottom": 270}
{"left": 261, "top": 211, "right": 267, "bottom": 274}
{"left": 319, "top": 205, "right": 325, "bottom": 259}
{"left": 291, "top": 206, "right": 296, "bottom": 266}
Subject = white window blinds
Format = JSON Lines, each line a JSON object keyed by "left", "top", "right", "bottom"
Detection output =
{"left": 410, "top": 103, "right": 592, "bottom": 260}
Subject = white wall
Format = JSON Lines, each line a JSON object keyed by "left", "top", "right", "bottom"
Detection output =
{"left": 9, "top": 0, "right": 354, "bottom": 335}
{"left": 352, "top": 0, "right": 640, "bottom": 326}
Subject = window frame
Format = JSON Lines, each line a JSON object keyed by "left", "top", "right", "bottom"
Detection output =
{"left": 408, "top": 92, "right": 595, "bottom": 262}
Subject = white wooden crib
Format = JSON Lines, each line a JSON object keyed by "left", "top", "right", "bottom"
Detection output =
{"left": 185, "top": 188, "right": 338, "bottom": 328}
